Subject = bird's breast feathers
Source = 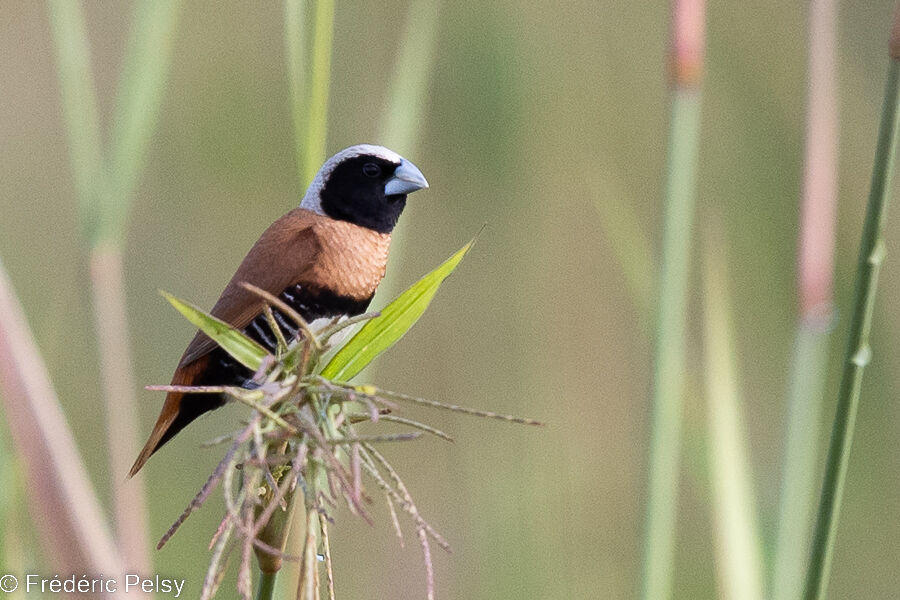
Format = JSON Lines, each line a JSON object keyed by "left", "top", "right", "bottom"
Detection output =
{"left": 307, "top": 214, "right": 392, "bottom": 300}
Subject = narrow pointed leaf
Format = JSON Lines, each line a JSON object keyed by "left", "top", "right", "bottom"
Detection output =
{"left": 161, "top": 290, "right": 267, "bottom": 371}
{"left": 322, "top": 241, "right": 473, "bottom": 381}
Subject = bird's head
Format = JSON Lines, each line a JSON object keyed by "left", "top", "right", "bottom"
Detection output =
{"left": 300, "top": 144, "right": 429, "bottom": 234}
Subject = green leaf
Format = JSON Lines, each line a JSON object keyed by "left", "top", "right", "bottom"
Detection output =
{"left": 161, "top": 290, "right": 268, "bottom": 371}
{"left": 321, "top": 240, "right": 474, "bottom": 381}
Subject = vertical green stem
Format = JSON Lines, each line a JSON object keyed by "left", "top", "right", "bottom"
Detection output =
{"left": 284, "top": 0, "right": 308, "bottom": 188}
{"left": 303, "top": 0, "right": 335, "bottom": 186}
{"left": 641, "top": 87, "right": 702, "bottom": 600}
{"left": 642, "top": 3, "right": 704, "bottom": 595}
{"left": 378, "top": 0, "right": 442, "bottom": 153}
{"left": 49, "top": 0, "right": 181, "bottom": 574}
{"left": 256, "top": 570, "right": 278, "bottom": 600}
{"left": 281, "top": 2, "right": 333, "bottom": 592}
{"left": 773, "top": 0, "right": 838, "bottom": 597}
{"left": 373, "top": 0, "right": 443, "bottom": 311}
{"left": 47, "top": 0, "right": 104, "bottom": 242}
{"left": 802, "top": 58, "right": 900, "bottom": 600}
{"left": 591, "top": 173, "right": 656, "bottom": 325}
{"left": 104, "top": 0, "right": 182, "bottom": 245}
{"left": 296, "top": 464, "right": 323, "bottom": 600}
{"left": 103, "top": 3, "right": 181, "bottom": 572}
{"left": 773, "top": 325, "right": 830, "bottom": 599}
{"left": 702, "top": 235, "right": 764, "bottom": 600}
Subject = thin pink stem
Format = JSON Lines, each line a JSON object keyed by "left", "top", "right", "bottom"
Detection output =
{"left": 0, "top": 257, "right": 125, "bottom": 582}
{"left": 669, "top": 0, "right": 706, "bottom": 88}
{"left": 91, "top": 244, "right": 152, "bottom": 572}
{"left": 798, "top": 0, "right": 838, "bottom": 322}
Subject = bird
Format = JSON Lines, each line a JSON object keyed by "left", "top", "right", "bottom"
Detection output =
{"left": 129, "top": 144, "right": 428, "bottom": 477}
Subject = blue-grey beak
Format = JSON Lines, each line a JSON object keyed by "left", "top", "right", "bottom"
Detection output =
{"left": 384, "top": 159, "right": 429, "bottom": 196}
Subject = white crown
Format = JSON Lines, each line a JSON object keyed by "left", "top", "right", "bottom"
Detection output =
{"left": 300, "top": 144, "right": 404, "bottom": 215}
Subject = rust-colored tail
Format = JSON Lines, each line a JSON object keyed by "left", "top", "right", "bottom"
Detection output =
{"left": 128, "top": 392, "right": 182, "bottom": 478}
{"left": 128, "top": 356, "right": 219, "bottom": 478}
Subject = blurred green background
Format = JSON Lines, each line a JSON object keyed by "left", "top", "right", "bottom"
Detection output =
{"left": 2, "top": 1, "right": 900, "bottom": 598}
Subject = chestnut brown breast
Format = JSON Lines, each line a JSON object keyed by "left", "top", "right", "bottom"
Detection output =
{"left": 306, "top": 214, "right": 392, "bottom": 301}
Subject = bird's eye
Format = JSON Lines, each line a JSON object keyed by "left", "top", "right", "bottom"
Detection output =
{"left": 362, "top": 162, "right": 382, "bottom": 177}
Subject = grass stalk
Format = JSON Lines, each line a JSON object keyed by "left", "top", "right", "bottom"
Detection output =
{"left": 702, "top": 231, "right": 765, "bottom": 600}
{"left": 46, "top": 0, "right": 104, "bottom": 242}
{"left": 284, "top": 0, "right": 334, "bottom": 188}
{"left": 281, "top": 2, "right": 334, "bottom": 592}
{"left": 775, "top": 327, "right": 830, "bottom": 595}
{"left": 0, "top": 256, "right": 125, "bottom": 582}
{"left": 373, "top": 0, "right": 442, "bottom": 307}
{"left": 640, "top": 2, "right": 704, "bottom": 598}
{"left": 256, "top": 571, "right": 278, "bottom": 600}
{"left": 591, "top": 172, "right": 656, "bottom": 325}
{"left": 302, "top": 0, "right": 335, "bottom": 185}
{"left": 49, "top": 0, "right": 182, "bottom": 572}
{"left": 90, "top": 246, "right": 152, "bottom": 572}
{"left": 284, "top": 0, "right": 308, "bottom": 188}
{"left": 296, "top": 481, "right": 322, "bottom": 600}
{"left": 104, "top": 0, "right": 182, "bottom": 245}
{"left": 378, "top": 0, "right": 442, "bottom": 152}
{"left": 772, "top": 1, "right": 838, "bottom": 596}
{"left": 641, "top": 84, "right": 701, "bottom": 600}
{"left": 802, "top": 14, "right": 900, "bottom": 598}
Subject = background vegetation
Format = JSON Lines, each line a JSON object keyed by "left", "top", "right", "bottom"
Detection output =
{"left": 2, "top": 1, "right": 900, "bottom": 598}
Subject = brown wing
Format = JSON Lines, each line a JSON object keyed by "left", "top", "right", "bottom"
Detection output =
{"left": 178, "top": 208, "right": 323, "bottom": 366}
{"left": 128, "top": 208, "right": 322, "bottom": 478}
